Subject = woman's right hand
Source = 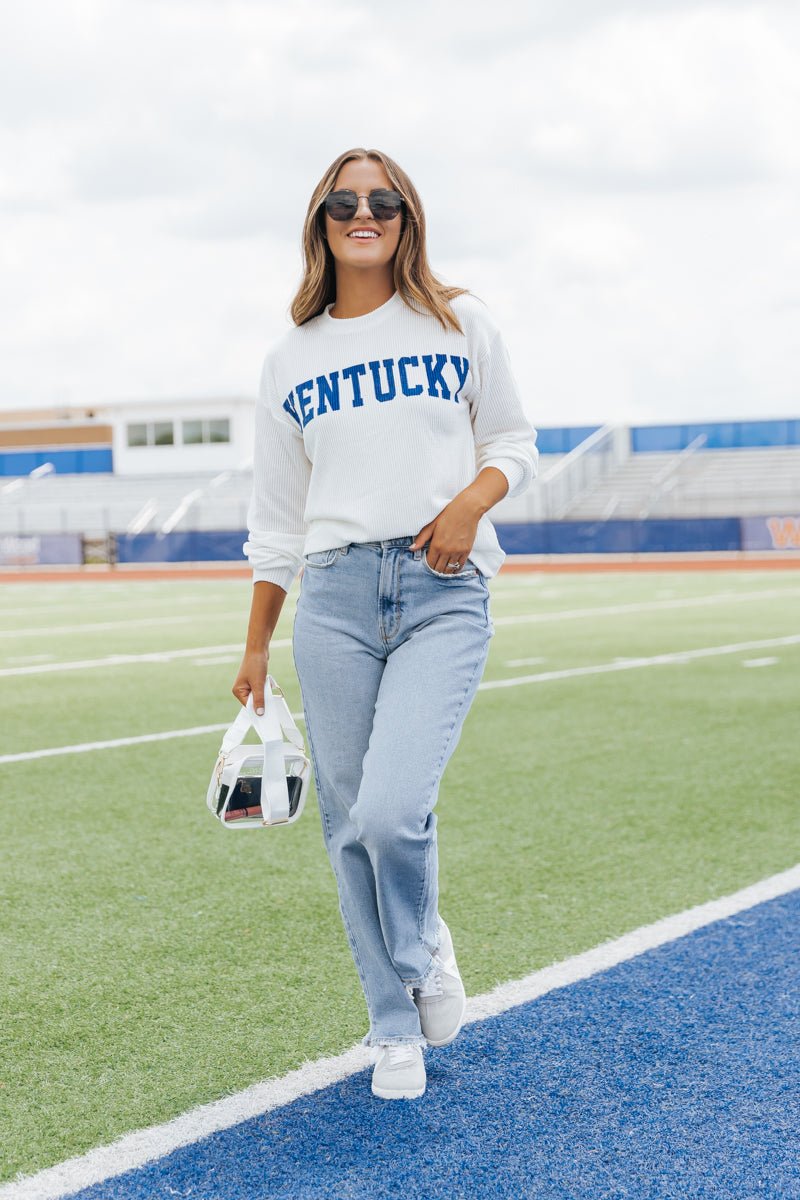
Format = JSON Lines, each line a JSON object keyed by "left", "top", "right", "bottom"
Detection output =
{"left": 232, "top": 648, "right": 269, "bottom": 714}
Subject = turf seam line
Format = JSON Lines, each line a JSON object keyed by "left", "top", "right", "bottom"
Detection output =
{"left": 2, "top": 862, "right": 799, "bottom": 1200}
{"left": 2, "top": 632, "right": 798, "bottom": 764}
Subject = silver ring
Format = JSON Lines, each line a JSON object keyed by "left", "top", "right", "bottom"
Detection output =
{"left": 447, "top": 560, "right": 461, "bottom": 570}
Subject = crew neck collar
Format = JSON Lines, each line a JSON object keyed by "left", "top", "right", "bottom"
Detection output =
{"left": 321, "top": 290, "right": 402, "bottom": 333}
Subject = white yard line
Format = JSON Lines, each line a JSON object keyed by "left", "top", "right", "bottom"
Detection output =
{"left": 0, "top": 639, "right": 292, "bottom": 678}
{"left": 1, "top": 588, "right": 796, "bottom": 676}
{"left": 0, "top": 593, "right": 237, "bottom": 619}
{"left": 491, "top": 586, "right": 800, "bottom": 625}
{"left": 0, "top": 724, "right": 233, "bottom": 764}
{"left": 2, "top": 862, "right": 798, "bottom": 1200}
{"left": 0, "top": 614, "right": 236, "bottom": 643}
{"left": 2, "top": 633, "right": 797, "bottom": 765}
{"left": 479, "top": 634, "right": 800, "bottom": 691}
{"left": 1, "top": 587, "right": 796, "bottom": 675}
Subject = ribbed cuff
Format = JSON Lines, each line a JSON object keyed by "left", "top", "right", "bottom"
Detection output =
{"left": 252, "top": 566, "right": 297, "bottom": 592}
{"left": 481, "top": 457, "right": 526, "bottom": 498}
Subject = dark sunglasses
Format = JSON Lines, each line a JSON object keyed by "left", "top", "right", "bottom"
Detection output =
{"left": 323, "top": 188, "right": 404, "bottom": 222}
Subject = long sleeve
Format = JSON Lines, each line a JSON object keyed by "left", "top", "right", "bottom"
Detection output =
{"left": 243, "top": 354, "right": 312, "bottom": 592}
{"left": 470, "top": 330, "right": 538, "bottom": 498}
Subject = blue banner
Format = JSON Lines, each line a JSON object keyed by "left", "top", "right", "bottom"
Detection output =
{"left": 0, "top": 533, "right": 83, "bottom": 565}
{"left": 741, "top": 516, "right": 800, "bottom": 551}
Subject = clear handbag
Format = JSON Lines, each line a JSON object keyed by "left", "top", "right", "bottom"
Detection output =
{"left": 206, "top": 677, "right": 311, "bottom": 829}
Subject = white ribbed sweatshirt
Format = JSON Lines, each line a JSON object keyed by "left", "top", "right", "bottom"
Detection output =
{"left": 244, "top": 290, "right": 538, "bottom": 592}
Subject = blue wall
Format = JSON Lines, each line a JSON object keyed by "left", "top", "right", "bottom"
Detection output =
{"left": 0, "top": 447, "right": 113, "bottom": 476}
{"left": 537, "top": 419, "right": 800, "bottom": 455}
{"left": 631, "top": 419, "right": 800, "bottom": 452}
{"left": 116, "top": 520, "right": 748, "bottom": 565}
{"left": 496, "top": 519, "right": 742, "bottom": 555}
{"left": 116, "top": 530, "right": 247, "bottom": 564}
{"left": 20, "top": 517, "right": 800, "bottom": 564}
{"left": 536, "top": 426, "right": 601, "bottom": 454}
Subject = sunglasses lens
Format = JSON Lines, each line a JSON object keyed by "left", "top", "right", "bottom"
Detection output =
{"left": 325, "top": 190, "right": 358, "bottom": 221}
{"left": 368, "top": 189, "right": 403, "bottom": 220}
{"left": 324, "top": 189, "right": 404, "bottom": 222}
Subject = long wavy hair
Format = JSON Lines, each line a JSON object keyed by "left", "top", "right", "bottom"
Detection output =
{"left": 290, "top": 148, "right": 466, "bottom": 332}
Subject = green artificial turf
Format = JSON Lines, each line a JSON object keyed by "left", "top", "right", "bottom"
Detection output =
{"left": 0, "top": 570, "right": 798, "bottom": 1180}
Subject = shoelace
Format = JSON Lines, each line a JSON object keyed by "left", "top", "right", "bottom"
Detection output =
{"left": 416, "top": 966, "right": 444, "bottom": 1000}
{"left": 385, "top": 1045, "right": 419, "bottom": 1068}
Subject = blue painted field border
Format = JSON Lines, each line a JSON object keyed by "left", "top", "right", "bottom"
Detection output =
{"left": 67, "top": 887, "right": 800, "bottom": 1200}
{"left": 2, "top": 864, "right": 799, "bottom": 1200}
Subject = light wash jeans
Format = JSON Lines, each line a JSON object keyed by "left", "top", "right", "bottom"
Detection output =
{"left": 292, "top": 535, "right": 494, "bottom": 1047}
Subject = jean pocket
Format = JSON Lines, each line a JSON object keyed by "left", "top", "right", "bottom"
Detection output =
{"left": 421, "top": 548, "right": 480, "bottom": 580}
{"left": 303, "top": 547, "right": 345, "bottom": 569}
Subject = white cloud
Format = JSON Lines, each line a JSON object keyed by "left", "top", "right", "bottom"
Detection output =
{"left": 1, "top": 0, "right": 798, "bottom": 425}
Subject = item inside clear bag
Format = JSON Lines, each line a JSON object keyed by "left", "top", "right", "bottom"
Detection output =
{"left": 217, "top": 753, "right": 306, "bottom": 823}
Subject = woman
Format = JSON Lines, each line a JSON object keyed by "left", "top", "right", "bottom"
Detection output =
{"left": 233, "top": 148, "right": 538, "bottom": 1100}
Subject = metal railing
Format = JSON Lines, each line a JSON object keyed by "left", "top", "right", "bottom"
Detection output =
{"left": 637, "top": 434, "right": 707, "bottom": 519}
{"left": 536, "top": 424, "right": 626, "bottom": 519}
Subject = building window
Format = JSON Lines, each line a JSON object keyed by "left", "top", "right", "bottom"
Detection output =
{"left": 182, "top": 420, "right": 203, "bottom": 445}
{"left": 127, "top": 423, "right": 148, "bottom": 447}
{"left": 126, "top": 421, "right": 175, "bottom": 448}
{"left": 181, "top": 418, "right": 230, "bottom": 445}
{"left": 153, "top": 422, "right": 174, "bottom": 446}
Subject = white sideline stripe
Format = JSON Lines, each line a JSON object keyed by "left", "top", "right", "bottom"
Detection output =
{"left": 1, "top": 586, "right": 795, "bottom": 676}
{"left": 1, "top": 633, "right": 798, "bottom": 765}
{"left": 3, "top": 863, "right": 798, "bottom": 1200}
{"left": 0, "top": 639, "right": 292, "bottom": 678}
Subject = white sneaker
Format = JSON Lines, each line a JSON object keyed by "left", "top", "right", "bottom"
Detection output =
{"left": 370, "top": 1044, "right": 426, "bottom": 1100}
{"left": 414, "top": 918, "right": 467, "bottom": 1047}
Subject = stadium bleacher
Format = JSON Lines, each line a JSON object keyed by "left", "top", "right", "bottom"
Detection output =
{"left": 560, "top": 447, "right": 800, "bottom": 521}
{"left": 1, "top": 423, "right": 797, "bottom": 559}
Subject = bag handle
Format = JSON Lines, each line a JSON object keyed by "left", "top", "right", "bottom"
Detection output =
{"left": 217, "top": 677, "right": 304, "bottom": 824}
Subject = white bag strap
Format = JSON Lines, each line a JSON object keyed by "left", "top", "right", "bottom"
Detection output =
{"left": 217, "top": 677, "right": 305, "bottom": 825}
{"left": 264, "top": 674, "right": 306, "bottom": 752}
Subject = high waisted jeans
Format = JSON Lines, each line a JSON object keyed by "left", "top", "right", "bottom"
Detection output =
{"left": 291, "top": 535, "right": 494, "bottom": 1047}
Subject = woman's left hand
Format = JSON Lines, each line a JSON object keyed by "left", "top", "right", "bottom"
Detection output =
{"left": 409, "top": 492, "right": 482, "bottom": 573}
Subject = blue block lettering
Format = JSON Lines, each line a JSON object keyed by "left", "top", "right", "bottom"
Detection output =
{"left": 422, "top": 354, "right": 451, "bottom": 400}
{"left": 368, "top": 359, "right": 397, "bottom": 403}
{"left": 451, "top": 355, "right": 470, "bottom": 403}
{"left": 283, "top": 391, "right": 301, "bottom": 428}
{"left": 398, "top": 356, "right": 423, "bottom": 397}
{"left": 296, "top": 380, "right": 315, "bottom": 427}
{"left": 342, "top": 363, "right": 368, "bottom": 408}
{"left": 316, "top": 371, "right": 341, "bottom": 415}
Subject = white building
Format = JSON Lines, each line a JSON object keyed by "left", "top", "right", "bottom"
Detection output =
{"left": 106, "top": 395, "right": 255, "bottom": 476}
{"left": 0, "top": 395, "right": 256, "bottom": 478}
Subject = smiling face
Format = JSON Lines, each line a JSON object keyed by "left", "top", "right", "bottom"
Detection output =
{"left": 323, "top": 157, "right": 404, "bottom": 273}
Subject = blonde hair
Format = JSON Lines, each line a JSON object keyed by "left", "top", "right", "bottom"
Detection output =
{"left": 290, "top": 148, "right": 466, "bottom": 332}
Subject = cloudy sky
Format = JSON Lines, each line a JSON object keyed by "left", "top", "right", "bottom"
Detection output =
{"left": 2, "top": 0, "right": 798, "bottom": 427}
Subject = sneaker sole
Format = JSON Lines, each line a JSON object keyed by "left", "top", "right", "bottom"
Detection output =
{"left": 371, "top": 1082, "right": 426, "bottom": 1100}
